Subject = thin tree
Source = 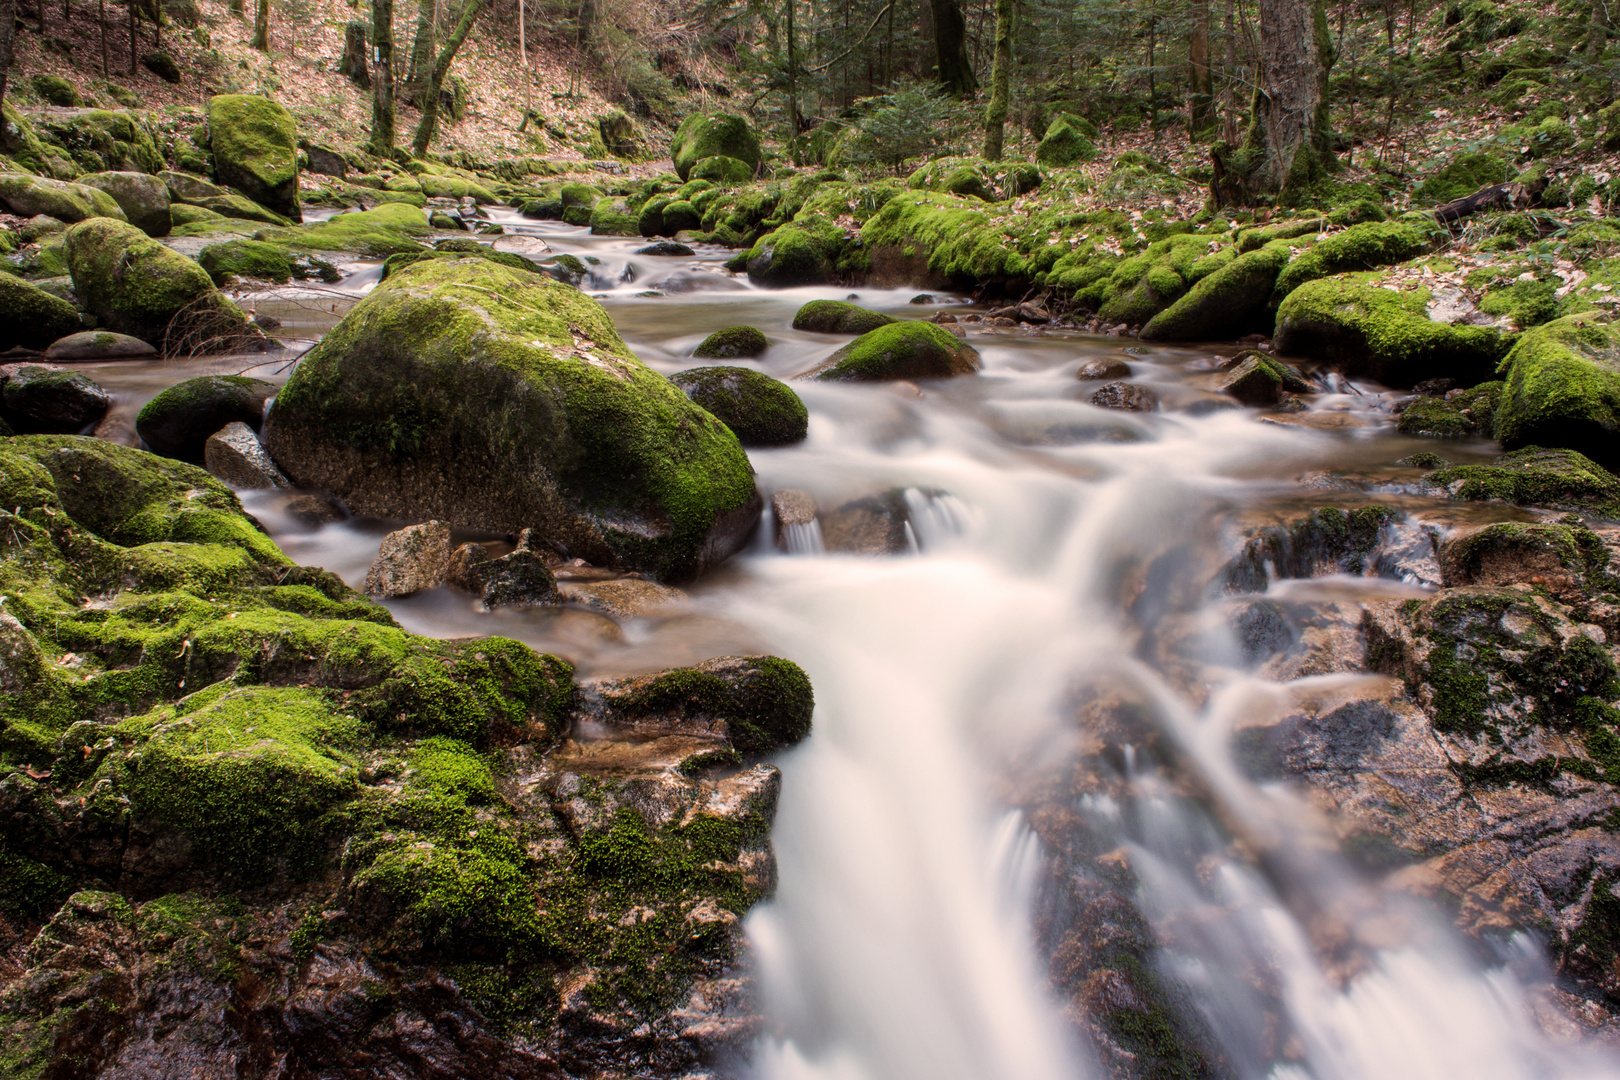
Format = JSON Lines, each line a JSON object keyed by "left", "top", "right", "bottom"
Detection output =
{"left": 1190, "top": 0, "right": 1214, "bottom": 134}
{"left": 982, "top": 0, "right": 1012, "bottom": 159}
{"left": 785, "top": 0, "right": 800, "bottom": 132}
{"left": 0, "top": 0, "right": 14, "bottom": 118}
{"left": 368, "top": 0, "right": 396, "bottom": 157}
{"left": 405, "top": 0, "right": 436, "bottom": 103}
{"left": 409, "top": 0, "right": 486, "bottom": 152}
{"left": 128, "top": 0, "right": 137, "bottom": 73}
{"left": 251, "top": 0, "right": 270, "bottom": 48}
{"left": 99, "top": 0, "right": 110, "bottom": 77}
{"left": 930, "top": 0, "right": 976, "bottom": 95}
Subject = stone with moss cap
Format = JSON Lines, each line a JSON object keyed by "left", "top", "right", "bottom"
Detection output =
{"left": 252, "top": 202, "right": 430, "bottom": 258}
{"left": 0, "top": 173, "right": 127, "bottom": 224}
{"left": 671, "top": 112, "right": 763, "bottom": 181}
{"left": 660, "top": 199, "right": 701, "bottom": 234}
{"left": 262, "top": 258, "right": 760, "bottom": 582}
{"left": 206, "top": 94, "right": 302, "bottom": 222}
{"left": 379, "top": 246, "right": 540, "bottom": 282}
{"left": 671, "top": 366, "right": 808, "bottom": 447}
{"left": 0, "top": 275, "right": 81, "bottom": 351}
{"left": 804, "top": 320, "right": 981, "bottom": 382}
{"left": 581, "top": 655, "right": 814, "bottom": 753}
{"left": 1140, "top": 239, "right": 1294, "bottom": 341}
{"left": 792, "top": 299, "right": 896, "bottom": 335}
{"left": 1493, "top": 312, "right": 1620, "bottom": 468}
{"left": 1273, "top": 274, "right": 1509, "bottom": 388}
{"left": 745, "top": 226, "right": 832, "bottom": 287}
{"left": 137, "top": 375, "right": 278, "bottom": 463}
{"left": 1425, "top": 446, "right": 1620, "bottom": 518}
{"left": 1098, "top": 233, "right": 1223, "bottom": 327}
{"left": 1396, "top": 381, "right": 1502, "bottom": 439}
{"left": 693, "top": 326, "right": 769, "bottom": 359}
{"left": 64, "top": 218, "right": 257, "bottom": 353}
{"left": 77, "top": 171, "right": 171, "bottom": 237}
{"left": 1035, "top": 112, "right": 1097, "bottom": 166}
{"left": 1271, "top": 219, "right": 1440, "bottom": 301}
{"left": 589, "top": 195, "right": 641, "bottom": 236}
{"left": 197, "top": 238, "right": 296, "bottom": 285}
{"left": 691, "top": 156, "right": 755, "bottom": 185}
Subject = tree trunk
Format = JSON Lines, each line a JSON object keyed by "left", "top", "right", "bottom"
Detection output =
{"left": 405, "top": 0, "right": 436, "bottom": 104}
{"left": 251, "top": 0, "right": 269, "bottom": 49}
{"left": 128, "top": 1, "right": 137, "bottom": 73}
{"left": 1255, "top": 0, "right": 1334, "bottom": 195}
{"left": 99, "top": 0, "right": 110, "bottom": 77}
{"left": 1190, "top": 0, "right": 1214, "bottom": 134}
{"left": 981, "top": 0, "right": 1012, "bottom": 159}
{"left": 340, "top": 20, "right": 370, "bottom": 87}
{"left": 410, "top": 0, "right": 486, "bottom": 153}
{"left": 368, "top": 0, "right": 396, "bottom": 157}
{"left": 0, "top": 0, "right": 14, "bottom": 119}
{"left": 575, "top": 0, "right": 593, "bottom": 49}
{"left": 785, "top": 0, "right": 800, "bottom": 133}
{"left": 930, "top": 0, "right": 975, "bottom": 96}
{"left": 1588, "top": 0, "right": 1609, "bottom": 63}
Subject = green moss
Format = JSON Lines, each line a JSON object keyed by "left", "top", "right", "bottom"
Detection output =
{"left": 0, "top": 274, "right": 81, "bottom": 351}
{"left": 693, "top": 325, "right": 769, "bottom": 359}
{"left": 1396, "top": 381, "right": 1503, "bottom": 438}
{"left": 670, "top": 366, "right": 808, "bottom": 448}
{"left": 792, "top": 299, "right": 896, "bottom": 335}
{"left": 1099, "top": 234, "right": 1217, "bottom": 326}
{"left": 253, "top": 202, "right": 431, "bottom": 257}
{"left": 1272, "top": 221, "right": 1439, "bottom": 300}
{"left": 1035, "top": 113, "right": 1096, "bottom": 166}
{"left": 31, "top": 109, "right": 163, "bottom": 175}
{"left": 380, "top": 247, "right": 541, "bottom": 281}
{"left": 671, "top": 113, "right": 763, "bottom": 181}
{"left": 1140, "top": 239, "right": 1293, "bottom": 341}
{"left": 1425, "top": 446, "right": 1620, "bottom": 517}
{"left": 0, "top": 173, "right": 126, "bottom": 224}
{"left": 1494, "top": 312, "right": 1620, "bottom": 467}
{"left": 588, "top": 195, "right": 640, "bottom": 236}
{"left": 0, "top": 851, "right": 72, "bottom": 921}
{"left": 742, "top": 224, "right": 834, "bottom": 286}
{"left": 197, "top": 238, "right": 295, "bottom": 285}
{"left": 660, "top": 198, "right": 701, "bottom": 234}
{"left": 809, "top": 320, "right": 981, "bottom": 382}
{"left": 691, "top": 156, "right": 755, "bottom": 185}
{"left": 206, "top": 94, "right": 302, "bottom": 221}
{"left": 1414, "top": 152, "right": 1509, "bottom": 205}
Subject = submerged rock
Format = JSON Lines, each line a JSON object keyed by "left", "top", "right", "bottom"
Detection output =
{"left": 671, "top": 365, "right": 808, "bottom": 447}
{"left": 693, "top": 325, "right": 769, "bottom": 359}
{"left": 1089, "top": 381, "right": 1158, "bottom": 411}
{"left": 1077, "top": 356, "right": 1132, "bottom": 381}
{"left": 792, "top": 299, "right": 896, "bottom": 335}
{"left": 1397, "top": 380, "right": 1503, "bottom": 439}
{"left": 805, "top": 321, "right": 981, "bottom": 382}
{"left": 262, "top": 258, "right": 761, "bottom": 582}
{"left": 136, "top": 375, "right": 278, "bottom": 463}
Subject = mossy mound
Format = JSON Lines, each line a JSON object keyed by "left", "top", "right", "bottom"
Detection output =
{"left": 252, "top": 202, "right": 431, "bottom": 257}
{"left": 262, "top": 258, "right": 761, "bottom": 582}
{"left": 168, "top": 204, "right": 227, "bottom": 227}
{"left": 598, "top": 109, "right": 644, "bottom": 157}
{"left": 64, "top": 218, "right": 255, "bottom": 352}
{"left": 77, "top": 172, "right": 171, "bottom": 237}
{"left": 1273, "top": 274, "right": 1509, "bottom": 388}
{"left": 379, "top": 247, "right": 540, "bottom": 281}
{"left": 207, "top": 94, "right": 302, "bottom": 222}
{"left": 671, "top": 113, "right": 763, "bottom": 181}
{"left": 691, "top": 156, "right": 755, "bottom": 185}
{"left": 31, "top": 74, "right": 80, "bottom": 106}
{"left": 661, "top": 199, "right": 702, "bottom": 234}
{"left": 1140, "top": 240, "right": 1293, "bottom": 341}
{"left": 197, "top": 238, "right": 296, "bottom": 285}
{"left": 1425, "top": 446, "right": 1620, "bottom": 518}
{"left": 1396, "top": 381, "right": 1503, "bottom": 439}
{"left": 1272, "top": 220, "right": 1440, "bottom": 300}
{"left": 792, "top": 299, "right": 897, "bottom": 335}
{"left": 693, "top": 326, "right": 769, "bottom": 359}
{"left": 136, "top": 375, "right": 278, "bottom": 462}
{"left": 0, "top": 275, "right": 82, "bottom": 351}
{"left": 1035, "top": 112, "right": 1097, "bottom": 167}
{"left": 0, "top": 173, "right": 127, "bottom": 224}
{"left": 1098, "top": 233, "right": 1226, "bottom": 326}
{"left": 588, "top": 195, "right": 640, "bottom": 236}
{"left": 670, "top": 366, "right": 808, "bottom": 447}
{"left": 1494, "top": 313, "right": 1620, "bottom": 468}
{"left": 805, "top": 320, "right": 981, "bottom": 382}
{"left": 1414, "top": 151, "right": 1510, "bottom": 205}
{"left": 31, "top": 109, "right": 163, "bottom": 175}
{"left": 743, "top": 225, "right": 832, "bottom": 287}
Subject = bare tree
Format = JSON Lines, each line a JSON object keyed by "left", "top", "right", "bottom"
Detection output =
{"left": 369, "top": 0, "right": 396, "bottom": 156}
{"left": 410, "top": 0, "right": 487, "bottom": 152}
{"left": 982, "top": 0, "right": 1012, "bottom": 158}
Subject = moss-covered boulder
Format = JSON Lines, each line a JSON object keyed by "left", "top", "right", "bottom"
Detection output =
{"left": 1140, "top": 240, "right": 1293, "bottom": 341}
{"left": 792, "top": 300, "right": 896, "bottom": 335}
{"left": 262, "top": 258, "right": 761, "bottom": 582}
{"left": 195, "top": 238, "right": 292, "bottom": 285}
{"left": 30, "top": 109, "right": 163, "bottom": 175}
{"left": 206, "top": 94, "right": 302, "bottom": 222}
{"left": 588, "top": 195, "right": 640, "bottom": 236}
{"left": 670, "top": 366, "right": 808, "bottom": 447}
{"left": 379, "top": 247, "right": 540, "bottom": 282}
{"left": 168, "top": 203, "right": 227, "bottom": 227}
{"left": 1035, "top": 112, "right": 1097, "bottom": 166}
{"left": 694, "top": 326, "right": 769, "bottom": 359}
{"left": 745, "top": 226, "right": 832, "bottom": 287}
{"left": 0, "top": 366, "right": 111, "bottom": 434}
{"left": 691, "top": 156, "right": 756, "bottom": 185}
{"left": 583, "top": 655, "right": 814, "bottom": 752}
{"left": 77, "top": 172, "right": 171, "bottom": 237}
{"left": 32, "top": 74, "right": 80, "bottom": 107}
{"left": 1273, "top": 275, "right": 1509, "bottom": 388}
{"left": 1414, "top": 151, "right": 1509, "bottom": 205}
{"left": 63, "top": 217, "right": 255, "bottom": 352}
{"left": 1272, "top": 220, "right": 1440, "bottom": 300}
{"left": 1396, "top": 381, "right": 1503, "bottom": 439}
{"left": 1493, "top": 313, "right": 1620, "bottom": 468}
{"left": 1424, "top": 446, "right": 1620, "bottom": 518}
{"left": 0, "top": 173, "right": 126, "bottom": 224}
{"left": 598, "top": 109, "right": 644, "bottom": 157}
{"left": 0, "top": 275, "right": 82, "bottom": 351}
{"left": 805, "top": 321, "right": 981, "bottom": 382}
{"left": 1097, "top": 233, "right": 1223, "bottom": 327}
{"left": 136, "top": 375, "right": 278, "bottom": 462}
{"left": 671, "top": 113, "right": 763, "bottom": 181}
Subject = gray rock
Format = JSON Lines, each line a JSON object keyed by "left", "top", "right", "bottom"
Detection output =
{"left": 560, "top": 577, "right": 686, "bottom": 618}
{"left": 304, "top": 144, "right": 348, "bottom": 178}
{"left": 446, "top": 540, "right": 560, "bottom": 608}
{"left": 43, "top": 331, "right": 158, "bottom": 363}
{"left": 78, "top": 171, "right": 172, "bottom": 237}
{"left": 1077, "top": 357, "right": 1131, "bottom": 381}
{"left": 0, "top": 363, "right": 111, "bottom": 434}
{"left": 1089, "top": 381, "right": 1158, "bottom": 412}
{"left": 365, "top": 521, "right": 452, "bottom": 597}
{"left": 204, "top": 421, "right": 291, "bottom": 489}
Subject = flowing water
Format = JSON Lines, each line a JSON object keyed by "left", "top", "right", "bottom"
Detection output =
{"left": 88, "top": 211, "right": 1620, "bottom": 1079}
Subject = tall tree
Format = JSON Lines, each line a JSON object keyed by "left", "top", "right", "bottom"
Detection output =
{"left": 1189, "top": 0, "right": 1214, "bottom": 134}
{"left": 0, "top": 0, "right": 14, "bottom": 119}
{"left": 410, "top": 0, "right": 486, "bottom": 152}
{"left": 930, "top": 0, "right": 975, "bottom": 96}
{"left": 1257, "top": 0, "right": 1334, "bottom": 192}
{"left": 982, "top": 0, "right": 1012, "bottom": 159}
{"left": 251, "top": 0, "right": 270, "bottom": 48}
{"left": 405, "top": 0, "right": 436, "bottom": 103}
{"left": 369, "top": 0, "right": 396, "bottom": 157}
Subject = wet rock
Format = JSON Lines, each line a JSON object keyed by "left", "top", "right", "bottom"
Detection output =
{"left": 0, "top": 364, "right": 110, "bottom": 434}
{"left": 579, "top": 654, "right": 813, "bottom": 752}
{"left": 203, "top": 421, "right": 291, "bottom": 490}
{"left": 0, "top": 275, "right": 81, "bottom": 352}
{"left": 771, "top": 488, "right": 818, "bottom": 549}
{"left": 821, "top": 491, "right": 910, "bottom": 554}
{"left": 285, "top": 491, "right": 348, "bottom": 526}
{"left": 1217, "top": 354, "right": 1313, "bottom": 406}
{"left": 1077, "top": 356, "right": 1132, "bottom": 381}
{"left": 261, "top": 259, "right": 761, "bottom": 583}
{"left": 560, "top": 577, "right": 687, "bottom": 618}
{"left": 1438, "top": 521, "right": 1608, "bottom": 601}
{"left": 806, "top": 321, "right": 981, "bottom": 382}
{"left": 743, "top": 227, "right": 832, "bottom": 287}
{"left": 446, "top": 541, "right": 559, "bottom": 607}
{"left": 1397, "top": 380, "right": 1503, "bottom": 439}
{"left": 1494, "top": 313, "right": 1620, "bottom": 468}
{"left": 1423, "top": 447, "right": 1620, "bottom": 519}
{"left": 693, "top": 325, "right": 768, "bottom": 359}
{"left": 910, "top": 293, "right": 936, "bottom": 304}
{"left": 1089, "top": 381, "right": 1158, "bottom": 412}
{"left": 0, "top": 173, "right": 127, "bottom": 223}
{"left": 791, "top": 300, "right": 896, "bottom": 335}
{"left": 207, "top": 94, "right": 302, "bottom": 222}
{"left": 636, "top": 240, "right": 694, "bottom": 257}
{"left": 42, "top": 331, "right": 157, "bottom": 362}
{"left": 670, "top": 365, "right": 808, "bottom": 447}
{"left": 365, "top": 520, "right": 452, "bottom": 597}
{"left": 136, "top": 375, "right": 278, "bottom": 463}
{"left": 77, "top": 171, "right": 171, "bottom": 237}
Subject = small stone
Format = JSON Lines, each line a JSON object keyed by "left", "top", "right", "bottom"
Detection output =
{"left": 910, "top": 294, "right": 936, "bottom": 304}
{"left": 637, "top": 240, "right": 694, "bottom": 257}
{"left": 1077, "top": 357, "right": 1131, "bottom": 381}
{"left": 285, "top": 492, "right": 348, "bottom": 526}
{"left": 1217, "top": 356, "right": 1283, "bottom": 406}
{"left": 204, "top": 421, "right": 290, "bottom": 489}
{"left": 561, "top": 578, "right": 686, "bottom": 618}
{"left": 364, "top": 521, "right": 452, "bottom": 598}
{"left": 771, "top": 488, "right": 817, "bottom": 549}
{"left": 43, "top": 331, "right": 157, "bottom": 363}
{"left": 1089, "top": 381, "right": 1158, "bottom": 412}
{"left": 446, "top": 541, "right": 560, "bottom": 607}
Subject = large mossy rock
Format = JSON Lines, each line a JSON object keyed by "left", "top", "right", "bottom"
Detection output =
{"left": 0, "top": 275, "right": 82, "bottom": 350}
{"left": 792, "top": 300, "right": 896, "bottom": 335}
{"left": 1271, "top": 220, "right": 1440, "bottom": 300}
{"left": 30, "top": 109, "right": 164, "bottom": 175}
{"left": 78, "top": 171, "right": 172, "bottom": 237}
{"left": 0, "top": 173, "right": 126, "bottom": 223}
{"left": 262, "top": 259, "right": 761, "bottom": 582}
{"left": 1035, "top": 112, "right": 1097, "bottom": 167}
{"left": 206, "top": 94, "right": 302, "bottom": 223}
{"left": 693, "top": 326, "right": 768, "bottom": 359}
{"left": 1140, "top": 240, "right": 1293, "bottom": 341}
{"left": 805, "top": 321, "right": 981, "bottom": 382}
{"left": 63, "top": 217, "right": 254, "bottom": 351}
{"left": 744, "top": 226, "right": 831, "bottom": 287}
{"left": 1424, "top": 446, "right": 1620, "bottom": 518}
{"left": 1273, "top": 274, "right": 1509, "bottom": 388}
{"left": 1494, "top": 312, "right": 1620, "bottom": 468}
{"left": 137, "top": 375, "right": 279, "bottom": 462}
{"left": 671, "top": 113, "right": 762, "bottom": 181}
{"left": 670, "top": 366, "right": 809, "bottom": 447}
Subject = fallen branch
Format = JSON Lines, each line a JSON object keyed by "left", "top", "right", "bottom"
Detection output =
{"left": 1432, "top": 181, "right": 1528, "bottom": 224}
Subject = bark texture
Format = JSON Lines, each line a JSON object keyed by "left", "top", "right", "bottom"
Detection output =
{"left": 930, "top": 0, "right": 976, "bottom": 96}
{"left": 982, "top": 0, "right": 1013, "bottom": 159}
{"left": 410, "top": 0, "right": 486, "bottom": 152}
{"left": 368, "top": 0, "right": 396, "bottom": 156}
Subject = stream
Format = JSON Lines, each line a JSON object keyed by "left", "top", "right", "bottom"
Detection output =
{"left": 87, "top": 210, "right": 1620, "bottom": 1079}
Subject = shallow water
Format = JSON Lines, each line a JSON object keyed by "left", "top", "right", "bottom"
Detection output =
{"left": 102, "top": 214, "right": 1620, "bottom": 1078}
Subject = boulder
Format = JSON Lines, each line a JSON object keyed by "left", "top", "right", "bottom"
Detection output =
{"left": 579, "top": 655, "right": 813, "bottom": 753}
{"left": 261, "top": 258, "right": 761, "bottom": 582}
{"left": 1423, "top": 447, "right": 1620, "bottom": 518}
{"left": 168, "top": 204, "right": 226, "bottom": 226}
{"left": 1493, "top": 313, "right": 1620, "bottom": 468}
{"left": 805, "top": 321, "right": 981, "bottom": 382}
{"left": 1077, "top": 357, "right": 1131, "bottom": 380}
{"left": 771, "top": 488, "right": 818, "bottom": 550}
{"left": 43, "top": 331, "right": 158, "bottom": 362}
{"left": 670, "top": 366, "right": 809, "bottom": 447}
{"left": 1271, "top": 220, "right": 1440, "bottom": 300}
{"left": 204, "top": 420, "right": 291, "bottom": 489}
{"left": 136, "top": 375, "right": 278, "bottom": 462}
{"left": 598, "top": 110, "right": 643, "bottom": 158}
{"left": 1437, "top": 521, "right": 1601, "bottom": 600}
{"left": 560, "top": 577, "right": 685, "bottom": 618}
{"left": 691, "top": 156, "right": 755, "bottom": 185}
{"left": 1035, "top": 112, "right": 1097, "bottom": 166}
{"left": 588, "top": 196, "right": 640, "bottom": 236}
{"left": 693, "top": 326, "right": 768, "bottom": 359}
{"left": 1089, "top": 381, "right": 1159, "bottom": 411}
{"left": 1216, "top": 354, "right": 1314, "bottom": 406}
{"left": 1396, "top": 381, "right": 1502, "bottom": 439}
{"left": 792, "top": 300, "right": 896, "bottom": 335}
{"left": 0, "top": 276, "right": 82, "bottom": 351}
{"left": 0, "top": 173, "right": 126, "bottom": 223}
{"left": 0, "top": 364, "right": 111, "bottom": 434}
{"left": 1273, "top": 275, "right": 1508, "bottom": 388}
{"left": 821, "top": 490, "right": 911, "bottom": 554}
{"left": 365, "top": 520, "right": 452, "bottom": 598}
{"left": 446, "top": 542, "right": 560, "bottom": 608}
{"left": 744, "top": 226, "right": 831, "bottom": 287}
{"left": 198, "top": 238, "right": 295, "bottom": 285}
{"left": 206, "top": 94, "right": 302, "bottom": 222}
{"left": 660, "top": 199, "right": 702, "bottom": 234}
{"left": 31, "top": 74, "right": 80, "bottom": 106}
{"left": 304, "top": 144, "right": 348, "bottom": 178}
{"left": 141, "top": 50, "right": 182, "bottom": 83}
{"left": 637, "top": 240, "right": 694, "bottom": 257}
{"left": 77, "top": 171, "right": 172, "bottom": 237}
{"left": 671, "top": 113, "right": 763, "bottom": 181}
{"left": 1140, "top": 240, "right": 1293, "bottom": 342}
{"left": 63, "top": 218, "right": 257, "bottom": 352}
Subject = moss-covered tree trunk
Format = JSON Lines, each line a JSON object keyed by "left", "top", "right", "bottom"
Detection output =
{"left": 368, "top": 0, "right": 396, "bottom": 157}
{"left": 410, "top": 0, "right": 486, "bottom": 154}
{"left": 251, "top": 0, "right": 269, "bottom": 49}
{"left": 340, "top": 20, "right": 370, "bottom": 87}
{"left": 576, "top": 0, "right": 594, "bottom": 49}
{"left": 930, "top": 0, "right": 976, "bottom": 97}
{"left": 981, "top": 0, "right": 1013, "bottom": 159}
{"left": 405, "top": 0, "right": 436, "bottom": 105}
{"left": 0, "top": 0, "right": 13, "bottom": 118}
{"left": 1189, "top": 0, "right": 1214, "bottom": 134}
